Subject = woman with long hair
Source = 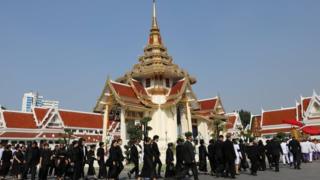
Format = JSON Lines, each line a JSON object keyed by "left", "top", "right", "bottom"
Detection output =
{"left": 139, "top": 137, "right": 156, "bottom": 180}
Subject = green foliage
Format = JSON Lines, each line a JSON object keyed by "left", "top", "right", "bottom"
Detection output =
{"left": 127, "top": 117, "right": 153, "bottom": 141}
{"left": 276, "top": 132, "right": 287, "bottom": 141}
{"left": 239, "top": 110, "right": 251, "bottom": 128}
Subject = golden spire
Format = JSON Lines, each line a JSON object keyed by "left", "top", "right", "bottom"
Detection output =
{"left": 152, "top": 0, "right": 158, "bottom": 29}
{"left": 149, "top": 0, "right": 162, "bottom": 45}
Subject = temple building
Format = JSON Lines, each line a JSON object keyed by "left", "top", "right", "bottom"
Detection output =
{"left": 226, "top": 112, "right": 243, "bottom": 137}
{"left": 94, "top": 1, "right": 227, "bottom": 151}
{"left": 250, "top": 91, "right": 320, "bottom": 138}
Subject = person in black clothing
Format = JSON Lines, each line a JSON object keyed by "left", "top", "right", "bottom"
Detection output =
{"left": 128, "top": 139, "right": 140, "bottom": 179}
{"left": 239, "top": 139, "right": 248, "bottom": 172}
{"left": 0, "top": 145, "right": 13, "bottom": 179}
{"left": 107, "top": 139, "right": 123, "bottom": 180}
{"left": 48, "top": 145, "right": 59, "bottom": 177}
{"left": 198, "top": 139, "right": 208, "bottom": 173}
{"left": 257, "top": 140, "right": 266, "bottom": 171}
{"left": 178, "top": 132, "right": 199, "bottom": 180}
{"left": 165, "top": 143, "right": 175, "bottom": 178}
{"left": 139, "top": 137, "right": 156, "bottom": 180}
{"left": 213, "top": 135, "right": 225, "bottom": 178}
{"left": 56, "top": 143, "right": 68, "bottom": 180}
{"left": 97, "top": 142, "right": 107, "bottom": 179}
{"left": 175, "top": 138, "right": 184, "bottom": 176}
{"left": 207, "top": 139, "right": 215, "bottom": 175}
{"left": 39, "top": 143, "right": 52, "bottom": 180}
{"left": 265, "top": 140, "right": 273, "bottom": 169}
{"left": 152, "top": 135, "right": 162, "bottom": 178}
{"left": 87, "top": 145, "right": 96, "bottom": 177}
{"left": 223, "top": 133, "right": 236, "bottom": 179}
{"left": 270, "top": 138, "right": 283, "bottom": 172}
{"left": 288, "top": 137, "right": 302, "bottom": 170}
{"left": 246, "top": 139, "right": 260, "bottom": 176}
{"left": 115, "top": 139, "right": 124, "bottom": 178}
{"left": 12, "top": 145, "right": 25, "bottom": 180}
{"left": 72, "top": 139, "right": 86, "bottom": 180}
{"left": 28, "top": 142, "right": 41, "bottom": 180}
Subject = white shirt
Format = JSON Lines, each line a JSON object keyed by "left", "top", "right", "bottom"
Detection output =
{"left": 0, "top": 147, "right": 4, "bottom": 160}
{"left": 280, "top": 142, "right": 289, "bottom": 154}
{"left": 316, "top": 143, "right": 320, "bottom": 152}
{"left": 234, "top": 144, "right": 242, "bottom": 158}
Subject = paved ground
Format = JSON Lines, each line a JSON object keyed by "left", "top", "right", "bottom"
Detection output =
{"left": 119, "top": 161, "right": 320, "bottom": 180}
{"left": 12, "top": 161, "right": 320, "bottom": 179}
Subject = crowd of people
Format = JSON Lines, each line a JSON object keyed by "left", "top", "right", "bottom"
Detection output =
{"left": 0, "top": 133, "right": 320, "bottom": 180}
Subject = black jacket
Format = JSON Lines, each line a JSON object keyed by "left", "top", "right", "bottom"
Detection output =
{"left": 152, "top": 142, "right": 161, "bottom": 158}
{"left": 213, "top": 140, "right": 224, "bottom": 161}
{"left": 183, "top": 140, "right": 195, "bottom": 164}
{"left": 270, "top": 140, "right": 283, "bottom": 156}
{"left": 176, "top": 144, "right": 184, "bottom": 164}
{"left": 222, "top": 139, "right": 236, "bottom": 161}
{"left": 289, "top": 139, "right": 302, "bottom": 154}
{"left": 208, "top": 143, "right": 215, "bottom": 161}
{"left": 166, "top": 148, "right": 174, "bottom": 164}
{"left": 130, "top": 145, "right": 139, "bottom": 163}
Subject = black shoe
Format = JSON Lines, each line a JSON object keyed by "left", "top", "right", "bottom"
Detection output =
{"left": 127, "top": 172, "right": 132, "bottom": 179}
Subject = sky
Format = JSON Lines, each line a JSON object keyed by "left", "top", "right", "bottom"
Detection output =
{"left": 0, "top": 0, "right": 319, "bottom": 114}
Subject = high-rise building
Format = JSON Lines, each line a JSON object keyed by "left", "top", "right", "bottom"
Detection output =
{"left": 21, "top": 92, "right": 59, "bottom": 112}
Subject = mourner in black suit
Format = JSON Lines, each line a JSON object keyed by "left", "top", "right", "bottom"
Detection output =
{"left": 72, "top": 139, "right": 86, "bottom": 180}
{"left": 208, "top": 139, "right": 215, "bottom": 175}
{"left": 128, "top": 139, "right": 140, "bottom": 179}
{"left": 257, "top": 140, "right": 266, "bottom": 171}
{"left": 165, "top": 143, "right": 175, "bottom": 178}
{"left": 39, "top": 143, "right": 52, "bottom": 180}
{"left": 175, "top": 138, "right": 185, "bottom": 175}
{"left": 139, "top": 137, "right": 156, "bottom": 179}
{"left": 115, "top": 139, "right": 124, "bottom": 178}
{"left": 0, "top": 145, "right": 13, "bottom": 179}
{"left": 214, "top": 135, "right": 225, "bottom": 177}
{"left": 179, "top": 132, "right": 199, "bottom": 180}
{"left": 223, "top": 133, "right": 236, "bottom": 179}
{"left": 198, "top": 139, "right": 208, "bottom": 173}
{"left": 246, "top": 139, "right": 260, "bottom": 176}
{"left": 270, "top": 138, "right": 283, "bottom": 172}
{"left": 152, "top": 135, "right": 162, "bottom": 178}
{"left": 97, "top": 142, "right": 107, "bottom": 179}
{"left": 289, "top": 137, "right": 302, "bottom": 169}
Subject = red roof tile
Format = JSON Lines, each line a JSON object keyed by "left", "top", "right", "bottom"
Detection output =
{"left": 260, "top": 128, "right": 293, "bottom": 134}
{"left": 33, "top": 107, "right": 50, "bottom": 124}
{"left": 59, "top": 110, "right": 103, "bottom": 129}
{"left": 198, "top": 98, "right": 218, "bottom": 111}
{"left": 0, "top": 132, "right": 38, "bottom": 138}
{"left": 302, "top": 98, "right": 311, "bottom": 113}
{"left": 262, "top": 108, "right": 297, "bottom": 126}
{"left": 3, "top": 111, "right": 37, "bottom": 129}
{"left": 226, "top": 115, "right": 236, "bottom": 129}
{"left": 110, "top": 81, "right": 137, "bottom": 98}
{"left": 169, "top": 80, "right": 185, "bottom": 96}
{"left": 132, "top": 79, "right": 147, "bottom": 95}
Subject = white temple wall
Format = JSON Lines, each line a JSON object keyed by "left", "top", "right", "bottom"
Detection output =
{"left": 149, "top": 106, "right": 178, "bottom": 154}
{"left": 197, "top": 119, "right": 210, "bottom": 143}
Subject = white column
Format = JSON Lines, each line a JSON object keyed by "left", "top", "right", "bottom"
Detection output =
{"left": 186, "top": 101, "right": 192, "bottom": 132}
{"left": 102, "top": 104, "right": 109, "bottom": 143}
{"left": 120, "top": 108, "right": 127, "bottom": 142}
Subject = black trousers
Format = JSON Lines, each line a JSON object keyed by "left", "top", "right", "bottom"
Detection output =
{"left": 292, "top": 153, "right": 301, "bottom": 169}
{"left": 30, "top": 164, "right": 37, "bottom": 180}
{"left": 39, "top": 164, "right": 49, "bottom": 180}
{"left": 98, "top": 160, "right": 107, "bottom": 178}
{"left": 225, "top": 159, "right": 236, "bottom": 178}
{"left": 272, "top": 154, "right": 280, "bottom": 172}
{"left": 177, "top": 163, "right": 199, "bottom": 180}
{"left": 250, "top": 159, "right": 259, "bottom": 175}
{"left": 154, "top": 157, "right": 162, "bottom": 176}
{"left": 209, "top": 158, "right": 215, "bottom": 173}
{"left": 215, "top": 159, "right": 224, "bottom": 177}
{"left": 129, "top": 161, "right": 139, "bottom": 176}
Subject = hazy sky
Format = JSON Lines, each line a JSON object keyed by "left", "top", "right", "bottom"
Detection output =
{"left": 0, "top": 0, "right": 319, "bottom": 114}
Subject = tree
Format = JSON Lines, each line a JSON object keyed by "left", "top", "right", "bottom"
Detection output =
{"left": 239, "top": 110, "right": 251, "bottom": 128}
{"left": 212, "top": 119, "right": 225, "bottom": 140}
{"left": 276, "top": 132, "right": 287, "bottom": 141}
{"left": 126, "top": 117, "right": 153, "bottom": 141}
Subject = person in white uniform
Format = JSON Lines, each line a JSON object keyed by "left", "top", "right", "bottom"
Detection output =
{"left": 280, "top": 140, "right": 290, "bottom": 165}
{"left": 233, "top": 139, "right": 242, "bottom": 175}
